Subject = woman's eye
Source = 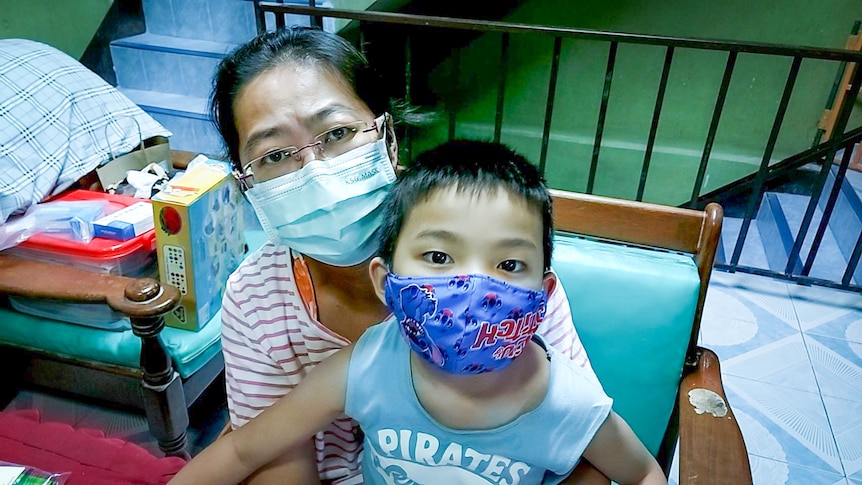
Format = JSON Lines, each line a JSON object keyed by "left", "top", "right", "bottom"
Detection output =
{"left": 423, "top": 251, "right": 452, "bottom": 265}
{"left": 321, "top": 126, "right": 356, "bottom": 145}
{"left": 259, "top": 149, "right": 289, "bottom": 165}
{"left": 499, "top": 260, "right": 525, "bottom": 272}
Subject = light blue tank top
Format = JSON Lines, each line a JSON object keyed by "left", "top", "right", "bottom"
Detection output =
{"left": 345, "top": 317, "right": 613, "bottom": 484}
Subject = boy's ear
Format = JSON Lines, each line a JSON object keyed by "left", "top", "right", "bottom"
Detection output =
{"left": 542, "top": 271, "right": 557, "bottom": 298}
{"left": 368, "top": 256, "right": 390, "bottom": 304}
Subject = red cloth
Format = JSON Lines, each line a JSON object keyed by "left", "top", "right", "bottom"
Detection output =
{"left": 0, "top": 409, "right": 187, "bottom": 484}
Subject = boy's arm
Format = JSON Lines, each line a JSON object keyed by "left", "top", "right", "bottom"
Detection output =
{"left": 581, "top": 412, "right": 667, "bottom": 485}
{"left": 169, "top": 345, "right": 354, "bottom": 485}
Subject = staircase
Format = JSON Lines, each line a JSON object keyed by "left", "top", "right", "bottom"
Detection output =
{"left": 717, "top": 157, "right": 862, "bottom": 286}
{"left": 108, "top": 0, "right": 331, "bottom": 157}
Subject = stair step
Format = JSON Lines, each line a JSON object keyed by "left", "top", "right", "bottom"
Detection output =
{"left": 122, "top": 88, "right": 223, "bottom": 157}
{"left": 717, "top": 217, "right": 769, "bottom": 269}
{"left": 143, "top": 0, "right": 257, "bottom": 44}
{"left": 111, "top": 33, "right": 237, "bottom": 97}
{"left": 758, "top": 192, "right": 853, "bottom": 284}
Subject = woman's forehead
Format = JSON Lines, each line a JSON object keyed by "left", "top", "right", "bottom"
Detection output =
{"left": 237, "top": 63, "right": 367, "bottom": 120}
{"left": 234, "top": 63, "right": 373, "bottom": 154}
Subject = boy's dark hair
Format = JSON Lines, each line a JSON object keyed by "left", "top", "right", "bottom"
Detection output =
{"left": 378, "top": 140, "right": 554, "bottom": 270}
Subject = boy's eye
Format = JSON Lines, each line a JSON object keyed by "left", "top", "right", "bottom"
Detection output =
{"left": 498, "top": 260, "right": 525, "bottom": 272}
{"left": 423, "top": 251, "right": 452, "bottom": 265}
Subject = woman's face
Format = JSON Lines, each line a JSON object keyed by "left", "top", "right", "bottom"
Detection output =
{"left": 233, "top": 63, "right": 379, "bottom": 173}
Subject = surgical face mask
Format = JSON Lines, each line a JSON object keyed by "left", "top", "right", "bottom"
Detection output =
{"left": 244, "top": 137, "right": 396, "bottom": 266}
{"left": 384, "top": 273, "right": 547, "bottom": 375}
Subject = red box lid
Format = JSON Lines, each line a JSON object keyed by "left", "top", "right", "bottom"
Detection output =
{"left": 18, "top": 190, "right": 157, "bottom": 260}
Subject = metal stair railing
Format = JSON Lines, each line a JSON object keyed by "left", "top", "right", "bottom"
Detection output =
{"left": 254, "top": 2, "right": 862, "bottom": 291}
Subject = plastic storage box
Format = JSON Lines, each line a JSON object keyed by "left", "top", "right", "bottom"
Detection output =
{"left": 5, "top": 190, "right": 158, "bottom": 330}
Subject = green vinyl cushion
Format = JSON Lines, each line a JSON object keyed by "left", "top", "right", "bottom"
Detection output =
{"left": 551, "top": 234, "right": 700, "bottom": 456}
{"left": 0, "top": 307, "right": 222, "bottom": 379}
{"left": 0, "top": 230, "right": 269, "bottom": 381}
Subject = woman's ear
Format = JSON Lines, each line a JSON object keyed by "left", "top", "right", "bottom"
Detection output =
{"left": 384, "top": 112, "right": 399, "bottom": 167}
{"left": 368, "top": 256, "right": 390, "bottom": 304}
{"left": 542, "top": 271, "right": 557, "bottom": 298}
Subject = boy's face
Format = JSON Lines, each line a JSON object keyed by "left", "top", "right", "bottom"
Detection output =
{"left": 370, "top": 186, "right": 555, "bottom": 296}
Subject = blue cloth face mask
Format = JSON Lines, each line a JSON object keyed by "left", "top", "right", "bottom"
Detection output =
{"left": 244, "top": 137, "right": 396, "bottom": 266}
{"left": 384, "top": 273, "right": 547, "bottom": 375}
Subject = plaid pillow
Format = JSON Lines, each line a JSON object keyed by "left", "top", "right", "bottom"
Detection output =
{"left": 0, "top": 39, "right": 171, "bottom": 223}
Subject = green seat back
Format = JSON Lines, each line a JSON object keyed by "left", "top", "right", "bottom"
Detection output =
{"left": 551, "top": 234, "right": 700, "bottom": 455}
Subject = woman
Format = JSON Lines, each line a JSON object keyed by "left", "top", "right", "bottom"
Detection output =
{"left": 211, "top": 26, "right": 598, "bottom": 485}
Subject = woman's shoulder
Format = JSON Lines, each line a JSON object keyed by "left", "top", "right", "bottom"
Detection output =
{"left": 226, "top": 241, "right": 295, "bottom": 288}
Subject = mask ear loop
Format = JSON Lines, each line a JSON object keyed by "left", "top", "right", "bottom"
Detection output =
{"left": 381, "top": 112, "right": 400, "bottom": 168}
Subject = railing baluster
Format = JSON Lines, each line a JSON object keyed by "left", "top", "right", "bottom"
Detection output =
{"left": 802, "top": 141, "right": 856, "bottom": 276}
{"left": 539, "top": 37, "right": 563, "bottom": 175}
{"left": 637, "top": 46, "right": 674, "bottom": 201}
{"left": 842, "top": 225, "right": 862, "bottom": 286}
{"left": 729, "top": 56, "right": 802, "bottom": 269}
{"left": 587, "top": 41, "right": 617, "bottom": 194}
{"left": 308, "top": 0, "right": 323, "bottom": 29}
{"left": 689, "top": 51, "right": 737, "bottom": 207}
{"left": 449, "top": 48, "right": 461, "bottom": 142}
{"left": 404, "top": 34, "right": 413, "bottom": 164}
{"left": 494, "top": 32, "right": 510, "bottom": 143}
{"left": 254, "top": 2, "right": 266, "bottom": 34}
{"left": 787, "top": 62, "right": 862, "bottom": 274}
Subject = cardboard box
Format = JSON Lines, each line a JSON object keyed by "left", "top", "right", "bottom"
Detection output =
{"left": 151, "top": 158, "right": 246, "bottom": 331}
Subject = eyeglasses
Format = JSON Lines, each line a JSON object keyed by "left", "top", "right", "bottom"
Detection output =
{"left": 236, "top": 115, "right": 385, "bottom": 189}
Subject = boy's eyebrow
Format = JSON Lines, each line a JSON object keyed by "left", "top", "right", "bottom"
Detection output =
{"left": 415, "top": 230, "right": 538, "bottom": 249}
{"left": 414, "top": 229, "right": 458, "bottom": 242}
{"left": 496, "top": 237, "right": 540, "bottom": 250}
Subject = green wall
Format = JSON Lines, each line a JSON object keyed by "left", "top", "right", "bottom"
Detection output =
{"left": 0, "top": 0, "right": 111, "bottom": 59}
{"left": 412, "top": 0, "right": 862, "bottom": 205}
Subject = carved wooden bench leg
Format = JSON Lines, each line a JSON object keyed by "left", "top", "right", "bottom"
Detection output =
{"left": 126, "top": 279, "right": 190, "bottom": 459}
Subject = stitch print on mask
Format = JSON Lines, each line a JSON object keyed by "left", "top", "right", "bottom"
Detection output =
{"left": 394, "top": 284, "right": 447, "bottom": 367}
{"left": 385, "top": 274, "right": 547, "bottom": 375}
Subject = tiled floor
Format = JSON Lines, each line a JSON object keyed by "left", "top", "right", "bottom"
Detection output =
{"left": 696, "top": 270, "right": 862, "bottom": 485}
{"left": 4, "top": 269, "right": 862, "bottom": 483}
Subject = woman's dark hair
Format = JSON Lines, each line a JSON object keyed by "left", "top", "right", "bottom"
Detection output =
{"left": 210, "top": 26, "right": 389, "bottom": 168}
{"left": 377, "top": 140, "right": 554, "bottom": 270}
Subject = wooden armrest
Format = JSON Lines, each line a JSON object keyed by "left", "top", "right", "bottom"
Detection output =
{"left": 0, "top": 253, "right": 178, "bottom": 318}
{"left": 679, "top": 347, "right": 752, "bottom": 484}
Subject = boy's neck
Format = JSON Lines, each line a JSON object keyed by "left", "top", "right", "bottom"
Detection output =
{"left": 410, "top": 339, "right": 550, "bottom": 430}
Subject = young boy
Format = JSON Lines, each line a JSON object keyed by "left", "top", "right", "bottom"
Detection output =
{"left": 170, "top": 140, "right": 665, "bottom": 484}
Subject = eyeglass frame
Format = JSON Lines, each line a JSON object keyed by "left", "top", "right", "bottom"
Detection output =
{"left": 234, "top": 114, "right": 387, "bottom": 191}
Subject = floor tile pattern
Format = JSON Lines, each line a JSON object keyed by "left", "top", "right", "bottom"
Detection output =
{"left": 701, "top": 271, "right": 862, "bottom": 484}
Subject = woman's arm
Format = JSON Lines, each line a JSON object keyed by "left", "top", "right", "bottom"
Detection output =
{"left": 581, "top": 412, "right": 667, "bottom": 485}
{"left": 170, "top": 346, "right": 354, "bottom": 485}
